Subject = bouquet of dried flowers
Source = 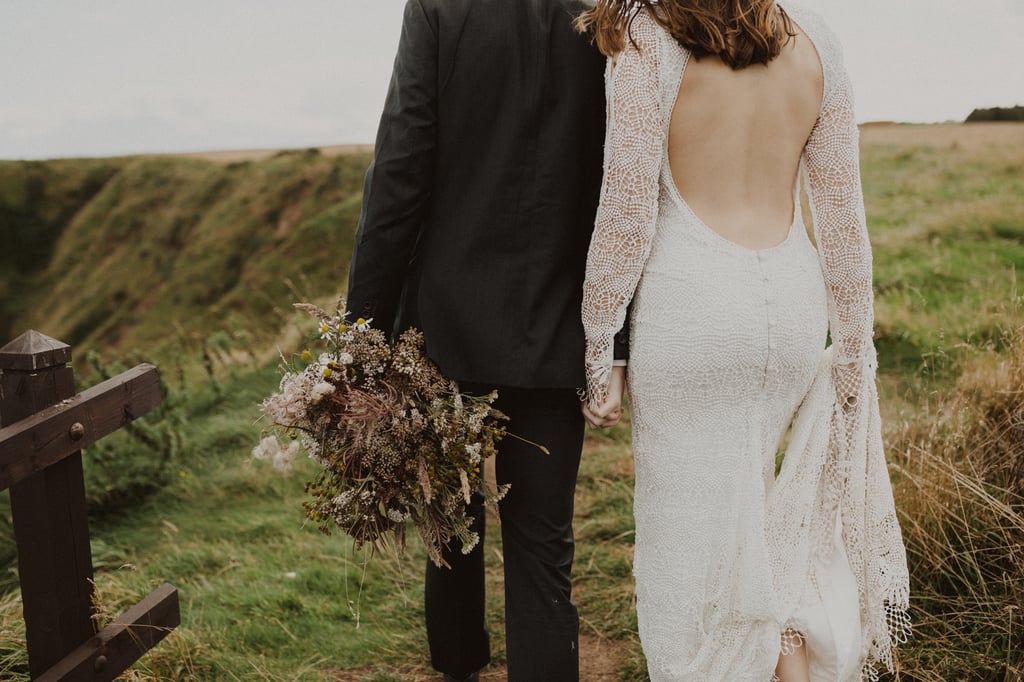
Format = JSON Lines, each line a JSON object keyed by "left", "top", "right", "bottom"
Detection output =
{"left": 254, "top": 302, "right": 509, "bottom": 568}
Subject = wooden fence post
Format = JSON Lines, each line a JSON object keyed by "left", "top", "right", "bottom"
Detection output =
{"left": 0, "top": 330, "right": 95, "bottom": 678}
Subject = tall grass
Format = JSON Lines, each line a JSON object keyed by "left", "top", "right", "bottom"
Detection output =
{"left": 888, "top": 325, "right": 1024, "bottom": 680}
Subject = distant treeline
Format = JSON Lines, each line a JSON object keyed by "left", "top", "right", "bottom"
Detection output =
{"left": 965, "top": 105, "right": 1024, "bottom": 122}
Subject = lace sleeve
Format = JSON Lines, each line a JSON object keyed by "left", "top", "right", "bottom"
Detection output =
{"left": 803, "top": 65, "right": 875, "bottom": 407}
{"left": 581, "top": 13, "right": 663, "bottom": 407}
{"left": 804, "top": 53, "right": 912, "bottom": 675}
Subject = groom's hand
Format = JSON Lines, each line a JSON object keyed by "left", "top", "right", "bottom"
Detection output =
{"left": 582, "top": 365, "right": 626, "bottom": 428}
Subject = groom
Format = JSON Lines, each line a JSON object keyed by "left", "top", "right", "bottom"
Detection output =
{"left": 345, "top": 0, "right": 623, "bottom": 679}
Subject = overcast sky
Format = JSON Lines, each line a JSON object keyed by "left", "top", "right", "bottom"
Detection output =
{"left": 1, "top": 0, "right": 1021, "bottom": 159}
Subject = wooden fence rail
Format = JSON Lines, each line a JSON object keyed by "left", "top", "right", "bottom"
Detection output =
{"left": 0, "top": 330, "right": 180, "bottom": 681}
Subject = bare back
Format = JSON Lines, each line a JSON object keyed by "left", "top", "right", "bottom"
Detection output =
{"left": 668, "top": 23, "right": 823, "bottom": 250}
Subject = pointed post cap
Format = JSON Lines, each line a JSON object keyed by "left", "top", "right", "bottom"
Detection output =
{"left": 0, "top": 330, "right": 72, "bottom": 371}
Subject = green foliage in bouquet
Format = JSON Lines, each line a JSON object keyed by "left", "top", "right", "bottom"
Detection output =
{"left": 255, "top": 302, "right": 508, "bottom": 568}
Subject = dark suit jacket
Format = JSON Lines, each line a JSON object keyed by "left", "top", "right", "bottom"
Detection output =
{"left": 346, "top": 0, "right": 618, "bottom": 389}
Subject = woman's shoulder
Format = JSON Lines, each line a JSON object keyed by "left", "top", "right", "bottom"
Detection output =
{"left": 604, "top": 4, "right": 668, "bottom": 60}
{"left": 779, "top": 2, "right": 848, "bottom": 95}
{"left": 632, "top": 4, "right": 667, "bottom": 41}
{"left": 782, "top": 3, "right": 843, "bottom": 56}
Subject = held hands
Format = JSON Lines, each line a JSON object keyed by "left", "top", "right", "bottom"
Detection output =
{"left": 582, "top": 365, "right": 626, "bottom": 429}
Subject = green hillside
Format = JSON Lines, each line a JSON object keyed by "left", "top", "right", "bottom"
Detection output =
{"left": 0, "top": 149, "right": 370, "bottom": 370}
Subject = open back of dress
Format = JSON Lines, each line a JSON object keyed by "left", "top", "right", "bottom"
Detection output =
{"left": 666, "top": 13, "right": 822, "bottom": 251}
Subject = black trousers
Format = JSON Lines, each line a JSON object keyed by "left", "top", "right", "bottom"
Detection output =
{"left": 425, "top": 386, "right": 585, "bottom": 681}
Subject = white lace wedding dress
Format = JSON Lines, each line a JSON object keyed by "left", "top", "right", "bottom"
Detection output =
{"left": 581, "top": 4, "right": 910, "bottom": 681}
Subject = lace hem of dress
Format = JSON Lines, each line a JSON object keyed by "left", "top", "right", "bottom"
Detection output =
{"left": 822, "top": 352, "right": 911, "bottom": 679}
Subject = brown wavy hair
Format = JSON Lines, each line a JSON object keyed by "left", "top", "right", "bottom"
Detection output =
{"left": 576, "top": 0, "right": 796, "bottom": 70}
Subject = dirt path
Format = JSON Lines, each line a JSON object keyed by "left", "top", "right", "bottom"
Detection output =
{"left": 480, "top": 633, "right": 625, "bottom": 681}
{"left": 328, "top": 632, "right": 627, "bottom": 681}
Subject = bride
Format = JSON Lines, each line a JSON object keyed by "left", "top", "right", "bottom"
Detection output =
{"left": 577, "top": 0, "right": 910, "bottom": 680}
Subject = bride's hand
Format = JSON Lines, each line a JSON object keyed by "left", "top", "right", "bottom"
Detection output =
{"left": 582, "top": 365, "right": 626, "bottom": 428}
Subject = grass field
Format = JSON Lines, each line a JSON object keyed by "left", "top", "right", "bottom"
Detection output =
{"left": 0, "top": 122, "right": 1022, "bottom": 680}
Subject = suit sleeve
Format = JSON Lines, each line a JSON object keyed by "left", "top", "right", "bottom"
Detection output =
{"left": 346, "top": 0, "right": 438, "bottom": 330}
